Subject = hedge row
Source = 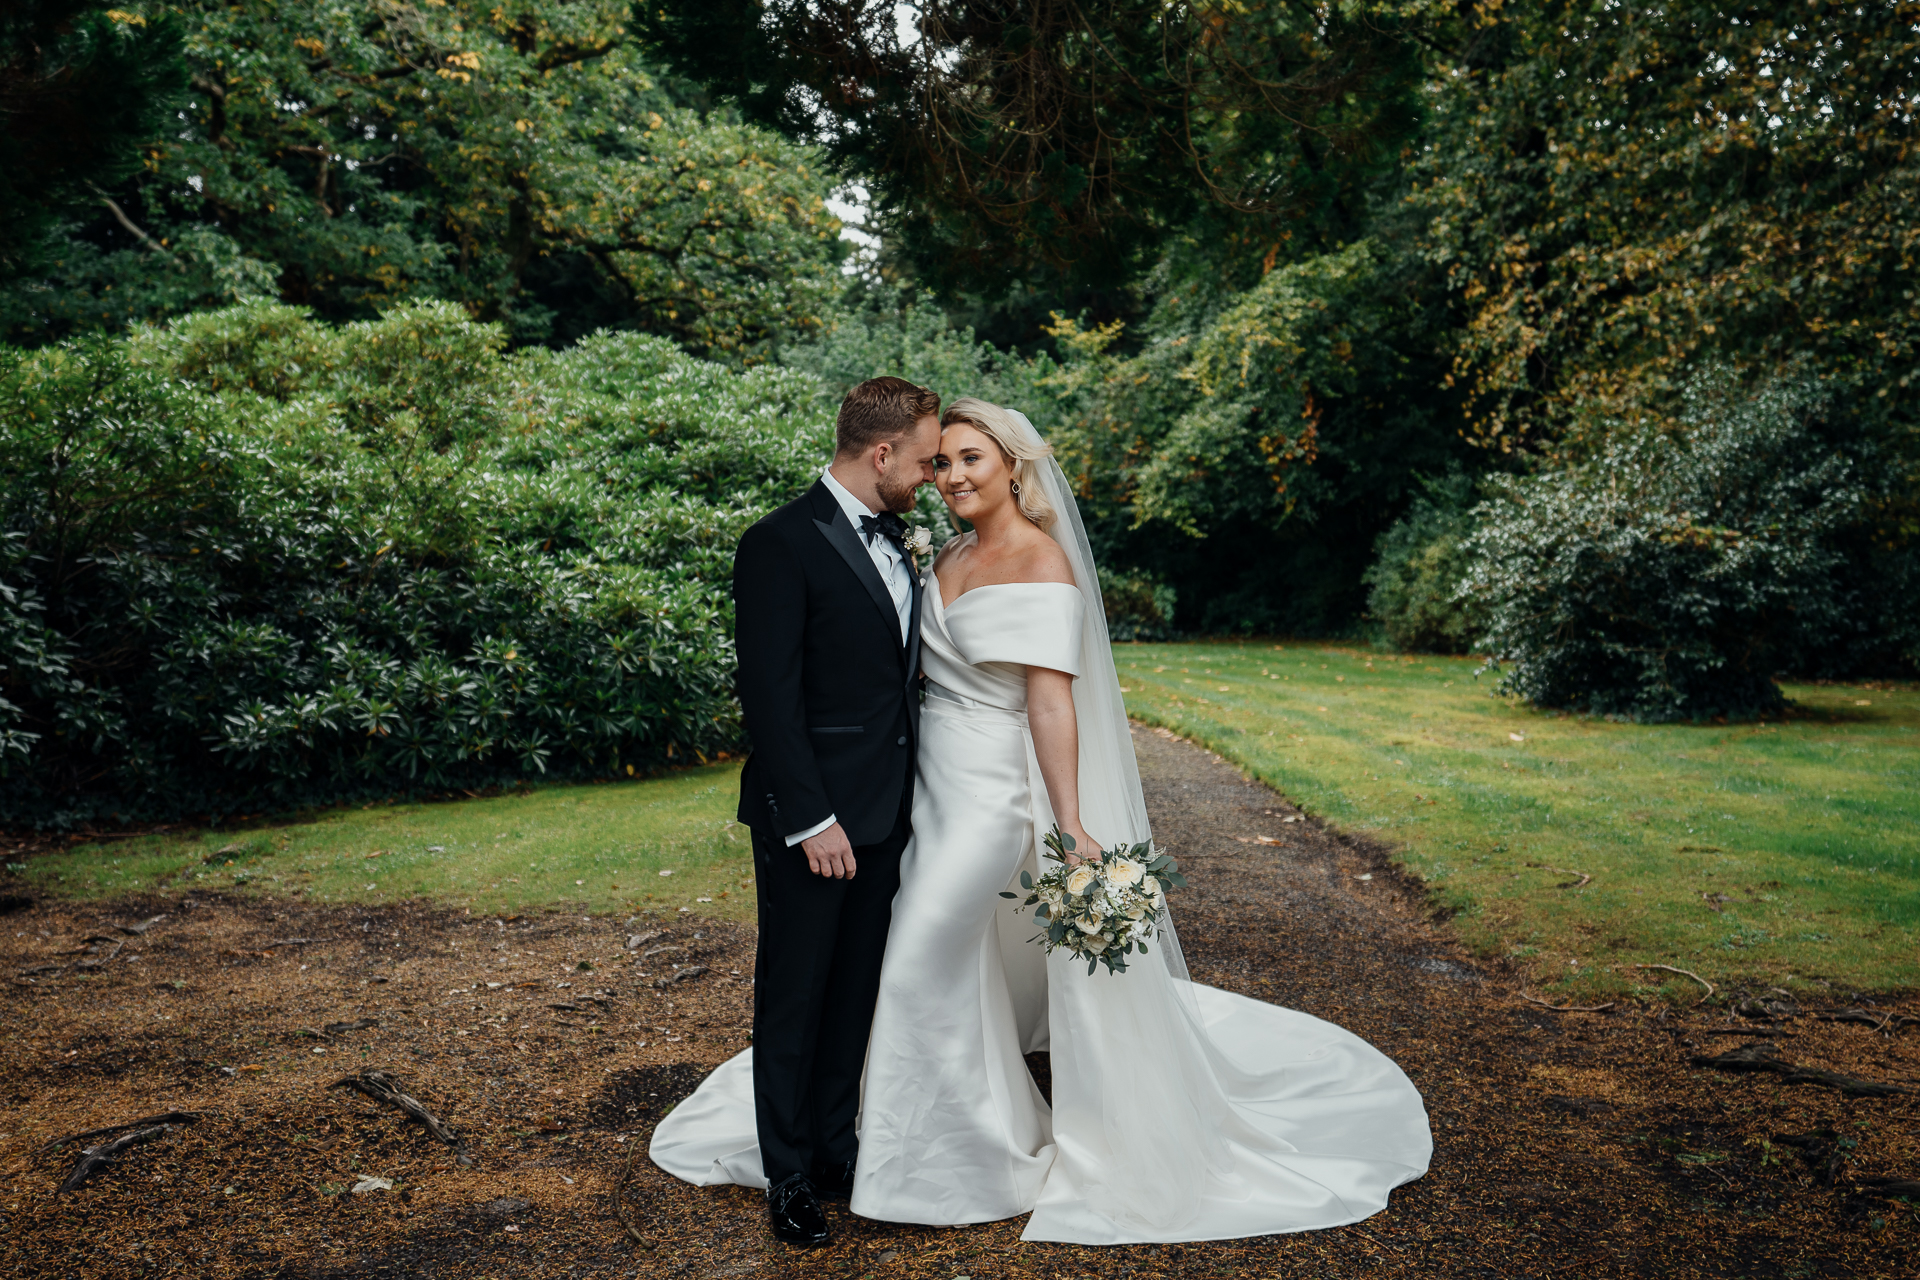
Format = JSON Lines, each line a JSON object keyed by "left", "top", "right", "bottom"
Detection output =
{"left": 0, "top": 302, "right": 830, "bottom": 827}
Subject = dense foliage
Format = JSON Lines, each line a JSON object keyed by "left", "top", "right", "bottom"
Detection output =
{"left": 702, "top": 2, "right": 1920, "bottom": 666}
{"left": 1415, "top": 0, "right": 1920, "bottom": 452}
{"left": 0, "top": 0, "right": 844, "bottom": 355}
{"left": 1, "top": 1, "right": 189, "bottom": 271}
{"left": 1464, "top": 372, "right": 1914, "bottom": 723}
{"left": 1361, "top": 469, "right": 1481, "bottom": 655}
{"left": 0, "top": 304, "right": 830, "bottom": 827}
{"left": 6, "top": 0, "right": 1918, "bottom": 806}
{"left": 641, "top": 0, "right": 1424, "bottom": 300}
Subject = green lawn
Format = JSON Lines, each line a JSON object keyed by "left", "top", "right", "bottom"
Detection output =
{"left": 19, "top": 642, "right": 1918, "bottom": 1001}
{"left": 14, "top": 763, "right": 756, "bottom": 922}
{"left": 1116, "top": 641, "right": 1920, "bottom": 1000}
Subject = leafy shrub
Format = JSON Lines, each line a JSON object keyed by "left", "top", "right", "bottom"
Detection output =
{"left": 1041, "top": 239, "right": 1469, "bottom": 636}
{"left": 0, "top": 302, "right": 832, "bottom": 827}
{"left": 1097, "top": 569, "right": 1178, "bottom": 642}
{"left": 1363, "top": 469, "right": 1485, "bottom": 654}
{"left": 1465, "top": 371, "right": 1911, "bottom": 722}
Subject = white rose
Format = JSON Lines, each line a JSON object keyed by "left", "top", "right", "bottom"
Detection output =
{"left": 1125, "top": 903, "right": 1147, "bottom": 920}
{"left": 903, "top": 526, "right": 933, "bottom": 556}
{"left": 1103, "top": 858, "right": 1145, "bottom": 889}
{"left": 1141, "top": 875, "right": 1161, "bottom": 898}
{"left": 1064, "top": 865, "right": 1098, "bottom": 896}
{"left": 1083, "top": 934, "right": 1110, "bottom": 953}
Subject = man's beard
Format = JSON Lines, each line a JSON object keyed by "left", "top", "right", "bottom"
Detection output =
{"left": 875, "top": 468, "right": 919, "bottom": 514}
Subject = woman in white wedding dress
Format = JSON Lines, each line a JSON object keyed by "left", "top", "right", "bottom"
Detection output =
{"left": 652, "top": 399, "right": 1431, "bottom": 1244}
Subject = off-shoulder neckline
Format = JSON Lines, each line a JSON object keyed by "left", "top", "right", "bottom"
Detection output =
{"left": 932, "top": 576, "right": 1081, "bottom": 613}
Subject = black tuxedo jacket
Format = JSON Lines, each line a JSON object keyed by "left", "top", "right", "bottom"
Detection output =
{"left": 733, "top": 480, "right": 924, "bottom": 847}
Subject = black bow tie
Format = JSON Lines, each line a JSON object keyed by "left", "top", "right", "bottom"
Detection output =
{"left": 860, "top": 512, "right": 907, "bottom": 547}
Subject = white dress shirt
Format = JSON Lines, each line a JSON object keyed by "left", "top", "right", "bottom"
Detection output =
{"left": 787, "top": 465, "right": 915, "bottom": 847}
{"left": 819, "top": 465, "right": 914, "bottom": 644}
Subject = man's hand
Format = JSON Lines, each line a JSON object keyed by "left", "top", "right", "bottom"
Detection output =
{"left": 800, "top": 821, "right": 857, "bottom": 879}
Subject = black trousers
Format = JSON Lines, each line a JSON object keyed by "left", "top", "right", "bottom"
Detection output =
{"left": 750, "top": 797, "right": 908, "bottom": 1188}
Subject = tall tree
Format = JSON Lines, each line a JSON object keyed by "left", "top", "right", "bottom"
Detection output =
{"left": 1411, "top": 0, "right": 1920, "bottom": 451}
{"left": 0, "top": 1, "right": 189, "bottom": 273}
{"left": 2, "top": 0, "right": 846, "bottom": 355}
{"left": 642, "top": 0, "right": 1428, "bottom": 307}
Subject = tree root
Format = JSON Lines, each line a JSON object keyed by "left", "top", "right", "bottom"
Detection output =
{"left": 1814, "top": 1008, "right": 1918, "bottom": 1035}
{"left": 1635, "top": 964, "right": 1714, "bottom": 997}
{"left": 1520, "top": 991, "right": 1615, "bottom": 1013}
{"left": 1691, "top": 1041, "right": 1912, "bottom": 1098}
{"left": 328, "top": 1071, "right": 469, "bottom": 1164}
{"left": 1857, "top": 1176, "right": 1920, "bottom": 1200}
{"left": 651, "top": 966, "right": 709, "bottom": 990}
{"left": 53, "top": 1116, "right": 199, "bottom": 1193}
{"left": 40, "top": 1111, "right": 203, "bottom": 1156}
{"left": 612, "top": 1137, "right": 654, "bottom": 1250}
{"left": 1695, "top": 1027, "right": 1796, "bottom": 1040}
{"left": 1776, "top": 1130, "right": 1847, "bottom": 1186}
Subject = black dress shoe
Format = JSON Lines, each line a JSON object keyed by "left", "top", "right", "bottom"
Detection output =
{"left": 766, "top": 1173, "right": 830, "bottom": 1247}
{"left": 810, "top": 1159, "right": 856, "bottom": 1202}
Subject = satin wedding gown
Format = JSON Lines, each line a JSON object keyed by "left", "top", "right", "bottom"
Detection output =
{"left": 652, "top": 414, "right": 1431, "bottom": 1244}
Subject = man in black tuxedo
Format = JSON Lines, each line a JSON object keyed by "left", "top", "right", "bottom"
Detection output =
{"left": 732, "top": 376, "right": 943, "bottom": 1246}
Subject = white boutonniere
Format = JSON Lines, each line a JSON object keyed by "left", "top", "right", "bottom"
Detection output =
{"left": 902, "top": 525, "right": 934, "bottom": 559}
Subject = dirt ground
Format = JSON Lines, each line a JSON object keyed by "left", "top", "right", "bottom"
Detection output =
{"left": 3, "top": 725, "right": 1916, "bottom": 1279}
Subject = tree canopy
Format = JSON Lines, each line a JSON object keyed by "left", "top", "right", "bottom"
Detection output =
{"left": 2, "top": 0, "right": 847, "bottom": 355}
{"left": 1, "top": 1, "right": 190, "bottom": 271}
{"left": 641, "top": 0, "right": 1427, "bottom": 300}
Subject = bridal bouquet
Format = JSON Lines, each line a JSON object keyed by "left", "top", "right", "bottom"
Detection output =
{"left": 1000, "top": 826, "right": 1187, "bottom": 975}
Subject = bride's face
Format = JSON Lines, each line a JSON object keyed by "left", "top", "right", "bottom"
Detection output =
{"left": 935, "top": 421, "right": 1013, "bottom": 523}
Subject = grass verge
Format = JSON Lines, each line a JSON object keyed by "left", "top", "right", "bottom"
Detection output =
{"left": 1116, "top": 640, "right": 1919, "bottom": 1000}
{"left": 9, "top": 763, "right": 755, "bottom": 922}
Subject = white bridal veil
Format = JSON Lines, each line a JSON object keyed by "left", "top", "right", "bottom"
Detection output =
{"left": 1000, "top": 408, "right": 1192, "bottom": 986}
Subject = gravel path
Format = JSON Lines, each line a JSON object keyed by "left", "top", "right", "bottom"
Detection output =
{"left": 2, "top": 728, "right": 1915, "bottom": 1279}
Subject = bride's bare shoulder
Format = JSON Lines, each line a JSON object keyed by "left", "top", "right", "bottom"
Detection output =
{"left": 931, "top": 529, "right": 976, "bottom": 572}
{"left": 1014, "top": 529, "right": 1075, "bottom": 586}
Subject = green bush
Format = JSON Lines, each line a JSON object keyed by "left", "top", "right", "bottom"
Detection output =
{"left": 0, "top": 302, "right": 831, "bottom": 827}
{"left": 1464, "top": 371, "right": 1913, "bottom": 722}
{"left": 1097, "top": 568, "right": 1178, "bottom": 642}
{"left": 1363, "top": 470, "right": 1485, "bottom": 654}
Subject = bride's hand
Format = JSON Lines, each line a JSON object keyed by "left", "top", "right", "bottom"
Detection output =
{"left": 1060, "top": 825, "right": 1100, "bottom": 866}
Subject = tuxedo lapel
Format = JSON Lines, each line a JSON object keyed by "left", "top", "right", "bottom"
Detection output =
{"left": 810, "top": 490, "right": 905, "bottom": 658}
{"left": 904, "top": 563, "right": 925, "bottom": 685}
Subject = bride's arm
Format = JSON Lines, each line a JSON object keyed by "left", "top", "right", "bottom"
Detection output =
{"left": 1028, "top": 666, "right": 1097, "bottom": 863}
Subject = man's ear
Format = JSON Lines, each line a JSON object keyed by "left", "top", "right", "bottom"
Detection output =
{"left": 870, "top": 439, "right": 894, "bottom": 472}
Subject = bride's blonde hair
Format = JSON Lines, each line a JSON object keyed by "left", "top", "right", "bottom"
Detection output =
{"left": 939, "top": 397, "right": 1056, "bottom": 532}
